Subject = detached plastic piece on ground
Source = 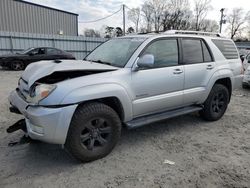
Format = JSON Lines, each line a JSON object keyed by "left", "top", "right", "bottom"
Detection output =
{"left": 163, "top": 159, "right": 175, "bottom": 165}
{"left": 6, "top": 119, "right": 26, "bottom": 133}
{"left": 8, "top": 135, "right": 32, "bottom": 147}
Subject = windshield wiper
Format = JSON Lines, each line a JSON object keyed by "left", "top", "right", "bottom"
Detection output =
{"left": 89, "top": 60, "right": 112, "bottom": 66}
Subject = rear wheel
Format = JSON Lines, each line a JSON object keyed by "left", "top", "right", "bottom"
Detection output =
{"left": 11, "top": 60, "right": 24, "bottom": 71}
{"left": 65, "top": 102, "right": 121, "bottom": 162}
{"left": 200, "top": 84, "right": 229, "bottom": 121}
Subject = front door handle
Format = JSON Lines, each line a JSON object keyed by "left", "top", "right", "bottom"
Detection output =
{"left": 207, "top": 64, "right": 214, "bottom": 70}
{"left": 173, "top": 69, "right": 183, "bottom": 74}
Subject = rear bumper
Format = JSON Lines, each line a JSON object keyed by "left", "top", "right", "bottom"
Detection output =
{"left": 8, "top": 90, "right": 77, "bottom": 144}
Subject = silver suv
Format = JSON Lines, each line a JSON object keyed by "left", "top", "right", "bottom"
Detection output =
{"left": 8, "top": 30, "right": 243, "bottom": 162}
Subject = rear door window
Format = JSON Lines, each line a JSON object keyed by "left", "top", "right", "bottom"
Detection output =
{"left": 182, "top": 39, "right": 213, "bottom": 64}
{"left": 202, "top": 41, "right": 213, "bottom": 62}
{"left": 212, "top": 39, "right": 239, "bottom": 59}
{"left": 182, "top": 39, "right": 203, "bottom": 64}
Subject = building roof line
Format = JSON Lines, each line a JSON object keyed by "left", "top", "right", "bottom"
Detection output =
{"left": 14, "top": 0, "right": 79, "bottom": 16}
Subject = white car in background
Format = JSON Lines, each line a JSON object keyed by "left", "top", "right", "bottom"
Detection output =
{"left": 242, "top": 54, "right": 250, "bottom": 88}
{"left": 243, "top": 53, "right": 250, "bottom": 71}
{"left": 243, "top": 66, "right": 250, "bottom": 88}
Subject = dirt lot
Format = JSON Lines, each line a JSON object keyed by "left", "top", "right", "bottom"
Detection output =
{"left": 0, "top": 70, "right": 250, "bottom": 188}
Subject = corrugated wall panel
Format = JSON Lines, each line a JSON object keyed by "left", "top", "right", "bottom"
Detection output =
{"left": 0, "top": 0, "right": 78, "bottom": 36}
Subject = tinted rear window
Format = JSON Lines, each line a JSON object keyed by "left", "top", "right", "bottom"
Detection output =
{"left": 182, "top": 39, "right": 203, "bottom": 64}
{"left": 212, "top": 39, "right": 238, "bottom": 59}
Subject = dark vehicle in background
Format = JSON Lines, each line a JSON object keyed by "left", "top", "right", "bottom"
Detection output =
{"left": 0, "top": 47, "right": 75, "bottom": 70}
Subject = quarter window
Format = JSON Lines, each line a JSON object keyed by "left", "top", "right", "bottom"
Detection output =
{"left": 212, "top": 39, "right": 238, "bottom": 59}
{"left": 141, "top": 39, "right": 178, "bottom": 68}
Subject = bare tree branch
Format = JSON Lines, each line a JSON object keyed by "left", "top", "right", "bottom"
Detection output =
{"left": 141, "top": 2, "right": 154, "bottom": 32}
{"left": 227, "top": 8, "right": 248, "bottom": 39}
{"left": 194, "top": 0, "right": 212, "bottom": 31}
{"left": 128, "top": 8, "right": 141, "bottom": 33}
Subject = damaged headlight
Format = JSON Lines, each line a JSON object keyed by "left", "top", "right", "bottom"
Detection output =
{"left": 27, "top": 83, "right": 56, "bottom": 104}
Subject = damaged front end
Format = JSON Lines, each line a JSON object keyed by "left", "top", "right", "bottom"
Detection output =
{"left": 6, "top": 119, "right": 31, "bottom": 147}
{"left": 7, "top": 60, "right": 119, "bottom": 144}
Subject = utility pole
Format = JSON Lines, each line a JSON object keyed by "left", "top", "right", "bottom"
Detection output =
{"left": 219, "top": 8, "right": 226, "bottom": 33}
{"left": 123, "top": 4, "right": 125, "bottom": 36}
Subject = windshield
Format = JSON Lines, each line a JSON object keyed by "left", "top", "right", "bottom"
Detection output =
{"left": 18, "top": 48, "right": 34, "bottom": 54}
{"left": 85, "top": 38, "right": 146, "bottom": 67}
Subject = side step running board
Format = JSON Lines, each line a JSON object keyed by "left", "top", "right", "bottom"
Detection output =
{"left": 126, "top": 106, "right": 202, "bottom": 129}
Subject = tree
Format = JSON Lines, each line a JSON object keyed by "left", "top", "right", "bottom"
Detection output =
{"left": 105, "top": 26, "right": 114, "bottom": 38}
{"left": 127, "top": 27, "right": 135, "bottom": 34}
{"left": 115, "top": 27, "right": 123, "bottom": 37}
{"left": 150, "top": 0, "right": 166, "bottom": 32}
{"left": 103, "top": 26, "right": 123, "bottom": 38}
{"left": 128, "top": 8, "right": 141, "bottom": 33}
{"left": 141, "top": 2, "right": 154, "bottom": 32}
{"left": 194, "top": 0, "right": 212, "bottom": 31}
{"left": 162, "top": 0, "right": 193, "bottom": 31}
{"left": 84, "top": 29, "right": 101, "bottom": 38}
{"left": 139, "top": 27, "right": 148, "bottom": 33}
{"left": 247, "top": 11, "right": 250, "bottom": 39}
{"left": 227, "top": 8, "right": 250, "bottom": 39}
{"left": 199, "top": 19, "right": 219, "bottom": 32}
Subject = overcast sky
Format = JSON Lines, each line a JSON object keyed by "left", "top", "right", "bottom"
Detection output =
{"left": 27, "top": 0, "right": 250, "bottom": 35}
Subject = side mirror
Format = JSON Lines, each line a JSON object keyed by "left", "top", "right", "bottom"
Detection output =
{"left": 137, "top": 54, "right": 154, "bottom": 69}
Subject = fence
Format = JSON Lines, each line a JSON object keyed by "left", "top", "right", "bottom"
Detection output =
{"left": 0, "top": 31, "right": 107, "bottom": 60}
{"left": 235, "top": 42, "right": 250, "bottom": 49}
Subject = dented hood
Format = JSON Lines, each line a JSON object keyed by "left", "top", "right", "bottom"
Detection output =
{"left": 22, "top": 60, "right": 119, "bottom": 87}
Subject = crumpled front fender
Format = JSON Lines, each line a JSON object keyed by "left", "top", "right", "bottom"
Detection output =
{"left": 61, "top": 83, "right": 133, "bottom": 121}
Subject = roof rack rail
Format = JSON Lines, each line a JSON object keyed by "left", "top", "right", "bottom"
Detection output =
{"left": 164, "top": 30, "right": 222, "bottom": 37}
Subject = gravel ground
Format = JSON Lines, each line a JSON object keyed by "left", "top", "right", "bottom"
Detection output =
{"left": 0, "top": 70, "right": 250, "bottom": 188}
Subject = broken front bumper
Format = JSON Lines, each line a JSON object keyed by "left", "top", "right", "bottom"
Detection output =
{"left": 8, "top": 90, "right": 77, "bottom": 144}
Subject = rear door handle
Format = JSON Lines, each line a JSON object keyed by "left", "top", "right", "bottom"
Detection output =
{"left": 207, "top": 64, "right": 214, "bottom": 70}
{"left": 173, "top": 69, "right": 183, "bottom": 74}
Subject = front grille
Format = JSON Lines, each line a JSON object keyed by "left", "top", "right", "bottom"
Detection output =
{"left": 18, "top": 78, "right": 29, "bottom": 100}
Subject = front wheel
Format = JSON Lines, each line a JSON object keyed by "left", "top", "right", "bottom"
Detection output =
{"left": 200, "top": 84, "right": 229, "bottom": 121}
{"left": 65, "top": 102, "right": 121, "bottom": 162}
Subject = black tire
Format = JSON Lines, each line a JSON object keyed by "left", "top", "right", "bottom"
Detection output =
{"left": 11, "top": 60, "right": 24, "bottom": 71}
{"left": 200, "top": 84, "right": 229, "bottom": 121}
{"left": 65, "top": 102, "right": 121, "bottom": 162}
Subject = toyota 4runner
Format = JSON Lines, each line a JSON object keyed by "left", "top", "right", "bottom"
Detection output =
{"left": 8, "top": 30, "right": 243, "bottom": 162}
